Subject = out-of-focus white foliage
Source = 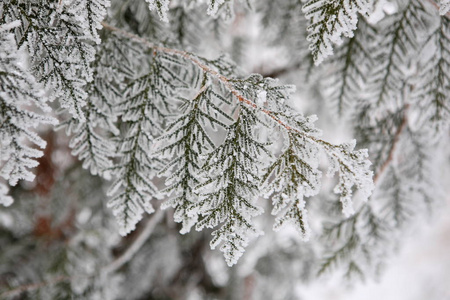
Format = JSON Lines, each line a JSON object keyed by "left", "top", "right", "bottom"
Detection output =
{"left": 313, "top": 0, "right": 449, "bottom": 279}
{"left": 363, "top": 0, "right": 425, "bottom": 110}
{"left": 412, "top": 16, "right": 450, "bottom": 136}
{"left": 0, "top": 182, "right": 14, "bottom": 207}
{"left": 321, "top": 17, "right": 375, "bottom": 116}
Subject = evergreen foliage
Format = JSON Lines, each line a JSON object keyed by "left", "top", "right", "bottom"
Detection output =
{"left": 0, "top": 20, "right": 56, "bottom": 206}
{"left": 303, "top": 0, "right": 371, "bottom": 64}
{"left": 1, "top": 0, "right": 449, "bottom": 298}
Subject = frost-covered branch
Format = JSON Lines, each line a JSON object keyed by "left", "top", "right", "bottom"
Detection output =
{"left": 0, "top": 20, "right": 56, "bottom": 206}
{"left": 100, "top": 21, "right": 374, "bottom": 265}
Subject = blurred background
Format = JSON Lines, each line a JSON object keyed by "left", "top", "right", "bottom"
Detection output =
{"left": 1, "top": 0, "right": 449, "bottom": 299}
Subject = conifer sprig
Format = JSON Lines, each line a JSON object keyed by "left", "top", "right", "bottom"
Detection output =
{"left": 263, "top": 130, "right": 321, "bottom": 240}
{"left": 0, "top": 21, "right": 57, "bottom": 206}
{"left": 302, "top": 0, "right": 371, "bottom": 65}
{"left": 157, "top": 78, "right": 233, "bottom": 234}
{"left": 193, "top": 105, "right": 267, "bottom": 266}
{"left": 1, "top": 0, "right": 101, "bottom": 121}
{"left": 107, "top": 52, "right": 184, "bottom": 235}
{"left": 63, "top": 34, "right": 133, "bottom": 178}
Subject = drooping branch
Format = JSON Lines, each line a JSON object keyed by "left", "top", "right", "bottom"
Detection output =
{"left": 101, "top": 22, "right": 374, "bottom": 222}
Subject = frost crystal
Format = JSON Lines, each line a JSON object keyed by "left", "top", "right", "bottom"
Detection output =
{"left": 256, "top": 90, "right": 267, "bottom": 107}
{"left": 207, "top": 0, "right": 226, "bottom": 16}
{"left": 146, "top": 0, "right": 171, "bottom": 22}
{"left": 440, "top": 0, "right": 450, "bottom": 15}
{"left": 0, "top": 183, "right": 13, "bottom": 207}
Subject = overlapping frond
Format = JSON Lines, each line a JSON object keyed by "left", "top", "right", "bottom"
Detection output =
{"left": 107, "top": 52, "right": 186, "bottom": 235}
{"left": 157, "top": 77, "right": 233, "bottom": 233}
{"left": 302, "top": 0, "right": 371, "bottom": 64}
{"left": 364, "top": 0, "right": 427, "bottom": 109}
{"left": 68, "top": 0, "right": 111, "bottom": 43}
{"left": 64, "top": 34, "right": 137, "bottom": 178}
{"left": 322, "top": 17, "right": 375, "bottom": 116}
{"left": 1, "top": 0, "right": 108, "bottom": 121}
{"left": 0, "top": 21, "right": 56, "bottom": 206}
{"left": 194, "top": 106, "right": 266, "bottom": 266}
{"left": 412, "top": 16, "right": 450, "bottom": 136}
{"left": 1, "top": 0, "right": 379, "bottom": 268}
{"left": 263, "top": 130, "right": 321, "bottom": 240}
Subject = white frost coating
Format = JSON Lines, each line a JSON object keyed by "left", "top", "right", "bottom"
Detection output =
{"left": 303, "top": 0, "right": 371, "bottom": 64}
{"left": 146, "top": 0, "right": 171, "bottom": 22}
{"left": 66, "top": 0, "right": 111, "bottom": 44}
{"left": 192, "top": 108, "right": 266, "bottom": 266}
{"left": 0, "top": 183, "right": 13, "bottom": 207}
{"left": 0, "top": 20, "right": 21, "bottom": 32}
{"left": 273, "top": 199, "right": 311, "bottom": 241}
{"left": 207, "top": 0, "right": 225, "bottom": 16}
{"left": 326, "top": 143, "right": 374, "bottom": 216}
{"left": 256, "top": 90, "right": 267, "bottom": 106}
{"left": 0, "top": 23, "right": 56, "bottom": 206}
{"left": 440, "top": 0, "right": 450, "bottom": 15}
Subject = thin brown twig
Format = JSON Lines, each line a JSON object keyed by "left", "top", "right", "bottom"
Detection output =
{"left": 373, "top": 105, "right": 409, "bottom": 183}
{"left": 0, "top": 210, "right": 164, "bottom": 298}
{"left": 100, "top": 21, "right": 371, "bottom": 191}
{"left": 102, "top": 209, "right": 165, "bottom": 275}
{"left": 100, "top": 22, "right": 296, "bottom": 131}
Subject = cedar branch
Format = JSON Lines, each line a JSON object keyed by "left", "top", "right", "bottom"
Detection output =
{"left": 100, "top": 22, "right": 359, "bottom": 164}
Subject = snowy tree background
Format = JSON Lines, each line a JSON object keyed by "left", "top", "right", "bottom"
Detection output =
{"left": 1, "top": 0, "right": 449, "bottom": 299}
